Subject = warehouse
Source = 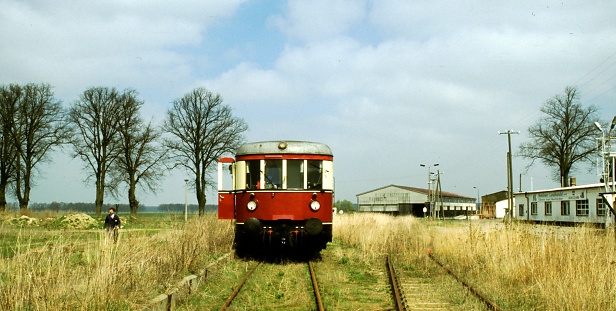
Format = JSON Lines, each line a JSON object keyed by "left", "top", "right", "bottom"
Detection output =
{"left": 356, "top": 184, "right": 476, "bottom": 217}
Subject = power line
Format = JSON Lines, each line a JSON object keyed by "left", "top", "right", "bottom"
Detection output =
{"left": 574, "top": 49, "right": 616, "bottom": 88}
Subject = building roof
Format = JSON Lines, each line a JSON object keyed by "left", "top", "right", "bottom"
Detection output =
{"left": 356, "top": 184, "right": 474, "bottom": 199}
{"left": 481, "top": 190, "right": 508, "bottom": 203}
{"left": 514, "top": 182, "right": 615, "bottom": 195}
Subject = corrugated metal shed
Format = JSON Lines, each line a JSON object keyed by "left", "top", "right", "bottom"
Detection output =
{"left": 356, "top": 184, "right": 476, "bottom": 217}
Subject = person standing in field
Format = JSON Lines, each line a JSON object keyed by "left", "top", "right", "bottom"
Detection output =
{"left": 104, "top": 206, "right": 121, "bottom": 243}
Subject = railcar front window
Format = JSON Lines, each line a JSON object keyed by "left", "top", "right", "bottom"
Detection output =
{"left": 287, "top": 160, "right": 304, "bottom": 189}
{"left": 307, "top": 160, "right": 322, "bottom": 189}
{"left": 265, "top": 160, "right": 282, "bottom": 189}
{"left": 246, "top": 161, "right": 260, "bottom": 189}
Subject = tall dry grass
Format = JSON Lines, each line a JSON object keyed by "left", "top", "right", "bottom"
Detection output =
{"left": 0, "top": 214, "right": 234, "bottom": 310}
{"left": 335, "top": 213, "right": 616, "bottom": 310}
{"left": 334, "top": 213, "right": 431, "bottom": 263}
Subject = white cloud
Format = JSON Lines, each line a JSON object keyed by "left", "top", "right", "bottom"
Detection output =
{"left": 2, "top": 0, "right": 616, "bottom": 205}
{"left": 271, "top": 0, "right": 367, "bottom": 42}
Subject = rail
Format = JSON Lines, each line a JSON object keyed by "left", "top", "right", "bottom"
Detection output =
{"left": 141, "top": 252, "right": 232, "bottom": 311}
{"left": 218, "top": 262, "right": 260, "bottom": 311}
{"left": 385, "top": 255, "right": 406, "bottom": 311}
{"left": 308, "top": 261, "right": 325, "bottom": 311}
{"left": 427, "top": 251, "right": 504, "bottom": 311}
{"left": 218, "top": 261, "right": 325, "bottom": 310}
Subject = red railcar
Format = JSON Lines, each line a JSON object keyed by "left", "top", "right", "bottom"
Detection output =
{"left": 218, "top": 141, "right": 334, "bottom": 255}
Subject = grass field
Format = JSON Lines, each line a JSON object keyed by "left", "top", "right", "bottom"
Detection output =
{"left": 3, "top": 211, "right": 616, "bottom": 310}
{"left": 334, "top": 213, "right": 616, "bottom": 311}
{"left": 0, "top": 211, "right": 233, "bottom": 310}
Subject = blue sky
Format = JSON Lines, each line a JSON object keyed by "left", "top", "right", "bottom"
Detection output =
{"left": 1, "top": 0, "right": 616, "bottom": 207}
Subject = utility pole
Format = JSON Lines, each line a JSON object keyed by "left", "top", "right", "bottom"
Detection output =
{"left": 595, "top": 118, "right": 616, "bottom": 236}
{"left": 499, "top": 130, "right": 519, "bottom": 224}
{"left": 184, "top": 179, "right": 189, "bottom": 222}
{"left": 436, "top": 170, "right": 443, "bottom": 219}
{"left": 420, "top": 163, "right": 439, "bottom": 218}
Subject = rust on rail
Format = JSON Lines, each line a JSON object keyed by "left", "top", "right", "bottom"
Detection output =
{"left": 427, "top": 251, "right": 504, "bottom": 311}
{"left": 386, "top": 255, "right": 406, "bottom": 311}
{"left": 218, "top": 262, "right": 260, "bottom": 311}
{"left": 308, "top": 261, "right": 325, "bottom": 311}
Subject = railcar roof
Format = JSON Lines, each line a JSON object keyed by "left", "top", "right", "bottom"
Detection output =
{"left": 236, "top": 141, "right": 333, "bottom": 156}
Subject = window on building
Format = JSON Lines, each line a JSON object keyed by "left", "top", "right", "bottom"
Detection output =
{"left": 519, "top": 204, "right": 524, "bottom": 216}
{"left": 575, "top": 199, "right": 589, "bottom": 216}
{"left": 560, "top": 201, "right": 570, "bottom": 216}
{"left": 545, "top": 201, "right": 552, "bottom": 215}
{"left": 597, "top": 198, "right": 606, "bottom": 217}
{"left": 531, "top": 202, "right": 537, "bottom": 215}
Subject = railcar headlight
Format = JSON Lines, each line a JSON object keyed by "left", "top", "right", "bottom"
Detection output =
{"left": 310, "top": 200, "right": 321, "bottom": 211}
{"left": 247, "top": 200, "right": 257, "bottom": 211}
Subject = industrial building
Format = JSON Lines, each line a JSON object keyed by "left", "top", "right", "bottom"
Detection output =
{"left": 480, "top": 190, "right": 509, "bottom": 219}
{"left": 356, "top": 185, "right": 476, "bottom": 217}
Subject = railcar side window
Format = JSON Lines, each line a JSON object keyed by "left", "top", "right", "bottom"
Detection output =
{"left": 287, "top": 160, "right": 304, "bottom": 189}
{"left": 265, "top": 160, "right": 282, "bottom": 189}
{"left": 307, "top": 160, "right": 322, "bottom": 189}
{"left": 246, "top": 160, "right": 260, "bottom": 189}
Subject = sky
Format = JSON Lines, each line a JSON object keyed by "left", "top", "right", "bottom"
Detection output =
{"left": 1, "top": 0, "right": 616, "bottom": 207}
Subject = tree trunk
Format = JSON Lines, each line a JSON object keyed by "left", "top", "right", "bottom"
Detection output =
{"left": 128, "top": 181, "right": 138, "bottom": 216}
{"left": 0, "top": 184, "right": 6, "bottom": 212}
{"left": 18, "top": 185, "right": 29, "bottom": 214}
{"left": 196, "top": 179, "right": 206, "bottom": 216}
{"left": 95, "top": 185, "right": 104, "bottom": 216}
{"left": 17, "top": 166, "right": 31, "bottom": 214}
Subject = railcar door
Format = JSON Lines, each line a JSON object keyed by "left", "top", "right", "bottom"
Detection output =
{"left": 217, "top": 158, "right": 235, "bottom": 219}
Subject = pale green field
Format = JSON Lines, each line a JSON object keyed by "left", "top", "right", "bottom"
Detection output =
{"left": 0, "top": 211, "right": 233, "bottom": 310}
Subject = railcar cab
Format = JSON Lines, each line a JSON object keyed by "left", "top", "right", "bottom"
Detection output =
{"left": 217, "top": 141, "right": 334, "bottom": 254}
{"left": 217, "top": 141, "right": 334, "bottom": 219}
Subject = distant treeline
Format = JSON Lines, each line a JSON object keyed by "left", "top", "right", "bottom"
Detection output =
{"left": 157, "top": 204, "right": 217, "bottom": 213}
{"left": 4, "top": 202, "right": 218, "bottom": 213}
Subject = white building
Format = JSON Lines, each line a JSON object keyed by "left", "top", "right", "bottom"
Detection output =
{"left": 356, "top": 184, "right": 476, "bottom": 217}
{"left": 514, "top": 182, "right": 615, "bottom": 226}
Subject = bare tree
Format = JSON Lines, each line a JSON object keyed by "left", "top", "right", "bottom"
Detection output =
{"left": 519, "top": 86, "right": 601, "bottom": 187}
{"left": 164, "top": 87, "right": 247, "bottom": 216}
{"left": 67, "top": 87, "right": 123, "bottom": 216}
{"left": 9, "top": 83, "right": 66, "bottom": 212}
{"left": 0, "top": 85, "right": 20, "bottom": 212}
{"left": 109, "top": 89, "right": 166, "bottom": 216}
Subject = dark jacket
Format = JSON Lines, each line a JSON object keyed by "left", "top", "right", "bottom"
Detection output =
{"left": 104, "top": 213, "right": 121, "bottom": 229}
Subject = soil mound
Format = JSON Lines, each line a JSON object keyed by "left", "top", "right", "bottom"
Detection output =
{"left": 55, "top": 213, "right": 99, "bottom": 229}
{"left": 5, "top": 215, "right": 40, "bottom": 227}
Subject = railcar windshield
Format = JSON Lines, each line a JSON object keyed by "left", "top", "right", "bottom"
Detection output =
{"left": 307, "top": 160, "right": 322, "bottom": 189}
{"left": 287, "top": 160, "right": 304, "bottom": 189}
{"left": 264, "top": 160, "right": 282, "bottom": 189}
{"left": 236, "top": 158, "right": 332, "bottom": 190}
{"left": 246, "top": 160, "right": 260, "bottom": 189}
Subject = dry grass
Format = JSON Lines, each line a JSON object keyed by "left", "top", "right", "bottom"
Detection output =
{"left": 0, "top": 213, "right": 234, "bottom": 310}
{"left": 334, "top": 213, "right": 616, "bottom": 311}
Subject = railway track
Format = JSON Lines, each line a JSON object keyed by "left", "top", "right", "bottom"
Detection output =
{"left": 386, "top": 254, "right": 504, "bottom": 311}
{"left": 218, "top": 260, "right": 325, "bottom": 311}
